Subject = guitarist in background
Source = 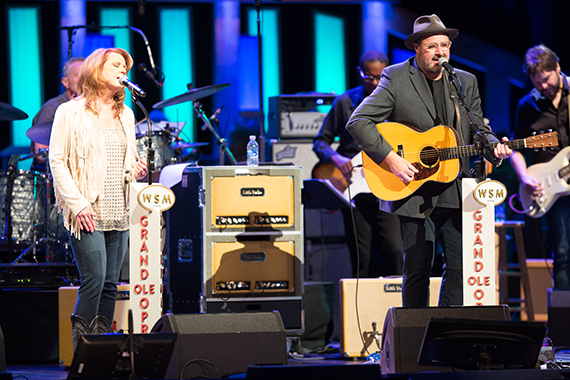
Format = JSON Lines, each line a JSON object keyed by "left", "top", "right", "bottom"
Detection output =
{"left": 313, "top": 50, "right": 403, "bottom": 278}
{"left": 510, "top": 45, "right": 570, "bottom": 290}
{"left": 346, "top": 15, "right": 512, "bottom": 307}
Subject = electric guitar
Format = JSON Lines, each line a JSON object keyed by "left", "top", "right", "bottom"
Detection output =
{"left": 519, "top": 146, "right": 570, "bottom": 218}
{"left": 361, "top": 122, "right": 559, "bottom": 201}
{"left": 312, "top": 152, "right": 372, "bottom": 200}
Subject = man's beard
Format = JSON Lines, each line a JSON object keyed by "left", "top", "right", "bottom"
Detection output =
{"left": 541, "top": 73, "right": 561, "bottom": 100}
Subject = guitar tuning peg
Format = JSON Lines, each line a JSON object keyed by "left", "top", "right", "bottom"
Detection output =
{"left": 534, "top": 148, "right": 539, "bottom": 152}
{"left": 540, "top": 130, "right": 545, "bottom": 134}
{"left": 547, "top": 129, "right": 553, "bottom": 132}
{"left": 531, "top": 131, "right": 536, "bottom": 135}
{"left": 542, "top": 147, "right": 547, "bottom": 151}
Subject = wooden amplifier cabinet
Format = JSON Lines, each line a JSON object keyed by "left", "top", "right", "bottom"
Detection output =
{"left": 166, "top": 166, "right": 304, "bottom": 332}
{"left": 339, "top": 277, "right": 441, "bottom": 358}
{"left": 58, "top": 285, "right": 130, "bottom": 367}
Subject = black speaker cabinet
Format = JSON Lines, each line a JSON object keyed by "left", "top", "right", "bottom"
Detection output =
{"left": 166, "top": 166, "right": 304, "bottom": 333}
{"left": 381, "top": 306, "right": 511, "bottom": 374}
{"left": 151, "top": 312, "right": 287, "bottom": 378}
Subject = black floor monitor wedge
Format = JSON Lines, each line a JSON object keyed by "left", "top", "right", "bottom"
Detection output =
{"left": 418, "top": 318, "right": 547, "bottom": 370}
{"left": 67, "top": 332, "right": 177, "bottom": 380}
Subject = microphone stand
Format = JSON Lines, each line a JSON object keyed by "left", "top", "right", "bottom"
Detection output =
{"left": 131, "top": 93, "right": 155, "bottom": 185}
{"left": 255, "top": 0, "right": 266, "bottom": 163}
{"left": 447, "top": 71, "right": 500, "bottom": 183}
{"left": 192, "top": 101, "right": 237, "bottom": 165}
{"left": 128, "top": 309, "right": 138, "bottom": 380}
{"left": 58, "top": 25, "right": 164, "bottom": 85}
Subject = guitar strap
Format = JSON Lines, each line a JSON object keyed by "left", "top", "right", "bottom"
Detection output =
{"left": 558, "top": 74, "right": 570, "bottom": 149}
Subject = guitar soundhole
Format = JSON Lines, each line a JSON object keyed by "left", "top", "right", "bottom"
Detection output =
{"left": 420, "top": 146, "right": 439, "bottom": 167}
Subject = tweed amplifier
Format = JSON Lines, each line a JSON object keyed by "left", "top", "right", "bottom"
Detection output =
{"left": 210, "top": 174, "right": 296, "bottom": 230}
{"left": 339, "top": 277, "right": 441, "bottom": 358}
{"left": 165, "top": 165, "right": 304, "bottom": 332}
{"left": 208, "top": 234, "right": 301, "bottom": 296}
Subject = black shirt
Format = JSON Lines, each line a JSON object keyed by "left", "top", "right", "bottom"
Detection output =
{"left": 513, "top": 76, "right": 570, "bottom": 165}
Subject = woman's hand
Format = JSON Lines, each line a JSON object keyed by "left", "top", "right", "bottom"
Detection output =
{"left": 134, "top": 160, "right": 148, "bottom": 180}
{"left": 76, "top": 205, "right": 97, "bottom": 233}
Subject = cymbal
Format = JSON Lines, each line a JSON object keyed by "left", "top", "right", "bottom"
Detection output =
{"left": 0, "top": 101, "right": 28, "bottom": 121}
{"left": 172, "top": 141, "right": 209, "bottom": 150}
{"left": 26, "top": 121, "right": 53, "bottom": 146}
{"left": 153, "top": 83, "right": 230, "bottom": 109}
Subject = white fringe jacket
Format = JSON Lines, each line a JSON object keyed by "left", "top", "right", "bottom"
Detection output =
{"left": 49, "top": 98, "right": 139, "bottom": 239}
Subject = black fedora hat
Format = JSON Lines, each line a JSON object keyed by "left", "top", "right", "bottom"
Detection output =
{"left": 404, "top": 14, "right": 459, "bottom": 49}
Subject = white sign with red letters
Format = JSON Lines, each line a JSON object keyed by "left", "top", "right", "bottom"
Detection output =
{"left": 461, "top": 178, "right": 506, "bottom": 306}
{"left": 129, "top": 182, "right": 172, "bottom": 333}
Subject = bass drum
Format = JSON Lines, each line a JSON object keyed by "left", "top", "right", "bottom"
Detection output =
{"left": 0, "top": 170, "right": 46, "bottom": 243}
{"left": 136, "top": 131, "right": 175, "bottom": 171}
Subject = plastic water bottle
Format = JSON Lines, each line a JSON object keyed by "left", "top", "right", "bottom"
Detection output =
{"left": 246, "top": 135, "right": 259, "bottom": 166}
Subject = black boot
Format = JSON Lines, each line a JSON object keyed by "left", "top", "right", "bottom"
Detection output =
{"left": 89, "top": 315, "right": 112, "bottom": 334}
{"left": 70, "top": 314, "right": 90, "bottom": 353}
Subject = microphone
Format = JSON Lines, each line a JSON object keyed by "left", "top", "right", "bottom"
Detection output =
{"left": 138, "top": 63, "right": 162, "bottom": 88}
{"left": 118, "top": 75, "right": 146, "bottom": 98}
{"left": 210, "top": 107, "right": 222, "bottom": 124}
{"left": 438, "top": 57, "right": 457, "bottom": 76}
{"left": 201, "top": 108, "right": 223, "bottom": 131}
{"left": 7, "top": 155, "right": 19, "bottom": 174}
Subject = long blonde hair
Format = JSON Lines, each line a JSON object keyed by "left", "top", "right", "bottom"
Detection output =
{"left": 78, "top": 47, "right": 133, "bottom": 118}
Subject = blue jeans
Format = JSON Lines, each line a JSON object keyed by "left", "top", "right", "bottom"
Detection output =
{"left": 398, "top": 207, "right": 463, "bottom": 307}
{"left": 70, "top": 230, "right": 129, "bottom": 323}
{"left": 545, "top": 196, "right": 570, "bottom": 289}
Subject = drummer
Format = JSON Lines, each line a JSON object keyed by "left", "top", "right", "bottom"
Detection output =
{"left": 30, "top": 57, "right": 85, "bottom": 171}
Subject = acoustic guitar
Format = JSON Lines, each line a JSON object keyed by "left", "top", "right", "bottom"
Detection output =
{"left": 361, "top": 122, "right": 558, "bottom": 201}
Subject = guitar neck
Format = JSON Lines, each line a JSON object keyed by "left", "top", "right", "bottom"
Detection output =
{"left": 441, "top": 138, "right": 533, "bottom": 161}
{"left": 560, "top": 164, "right": 570, "bottom": 179}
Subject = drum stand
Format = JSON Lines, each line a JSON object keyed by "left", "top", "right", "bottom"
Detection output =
{"left": 12, "top": 150, "right": 72, "bottom": 263}
{"left": 2, "top": 161, "right": 17, "bottom": 261}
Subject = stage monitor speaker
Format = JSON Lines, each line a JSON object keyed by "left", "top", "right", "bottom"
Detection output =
{"left": 380, "top": 305, "right": 510, "bottom": 374}
{"left": 151, "top": 311, "right": 287, "bottom": 378}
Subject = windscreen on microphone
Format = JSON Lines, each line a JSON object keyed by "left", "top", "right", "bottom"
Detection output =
{"left": 138, "top": 63, "right": 163, "bottom": 88}
{"left": 438, "top": 57, "right": 457, "bottom": 76}
{"left": 119, "top": 75, "right": 147, "bottom": 98}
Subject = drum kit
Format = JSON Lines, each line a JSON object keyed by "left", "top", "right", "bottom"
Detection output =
{"left": 0, "top": 82, "right": 230, "bottom": 263}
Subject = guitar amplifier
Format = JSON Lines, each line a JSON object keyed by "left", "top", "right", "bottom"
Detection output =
{"left": 207, "top": 233, "right": 301, "bottom": 296}
{"left": 339, "top": 277, "right": 441, "bottom": 358}
{"left": 165, "top": 165, "right": 304, "bottom": 332}
{"left": 268, "top": 94, "right": 336, "bottom": 139}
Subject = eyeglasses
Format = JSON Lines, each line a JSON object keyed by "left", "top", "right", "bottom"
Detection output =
{"left": 420, "top": 40, "right": 452, "bottom": 52}
{"left": 357, "top": 66, "right": 382, "bottom": 82}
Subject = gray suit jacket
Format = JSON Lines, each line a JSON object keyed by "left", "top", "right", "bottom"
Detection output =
{"left": 346, "top": 57, "right": 497, "bottom": 218}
